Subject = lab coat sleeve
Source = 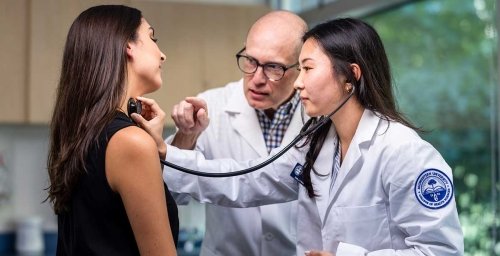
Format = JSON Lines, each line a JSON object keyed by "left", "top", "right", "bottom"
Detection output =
{"left": 337, "top": 140, "right": 464, "bottom": 256}
{"left": 163, "top": 134, "right": 195, "bottom": 205}
{"left": 163, "top": 124, "right": 210, "bottom": 205}
{"left": 162, "top": 91, "right": 214, "bottom": 205}
{"left": 162, "top": 144, "right": 301, "bottom": 208}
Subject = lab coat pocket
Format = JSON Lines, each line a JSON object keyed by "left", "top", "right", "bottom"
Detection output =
{"left": 336, "top": 203, "right": 391, "bottom": 251}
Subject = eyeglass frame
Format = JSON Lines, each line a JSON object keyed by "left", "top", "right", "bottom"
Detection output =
{"left": 235, "top": 47, "right": 299, "bottom": 82}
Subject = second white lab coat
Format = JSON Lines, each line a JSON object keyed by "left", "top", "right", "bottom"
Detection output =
{"left": 164, "top": 109, "right": 464, "bottom": 255}
{"left": 164, "top": 80, "right": 302, "bottom": 256}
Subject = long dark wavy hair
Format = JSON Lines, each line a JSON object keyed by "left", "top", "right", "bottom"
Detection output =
{"left": 299, "top": 18, "right": 419, "bottom": 198}
{"left": 47, "top": 5, "right": 142, "bottom": 214}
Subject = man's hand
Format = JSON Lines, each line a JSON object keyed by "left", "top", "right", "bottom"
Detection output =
{"left": 170, "top": 97, "right": 209, "bottom": 149}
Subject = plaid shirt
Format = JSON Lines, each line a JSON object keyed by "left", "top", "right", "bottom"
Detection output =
{"left": 256, "top": 92, "right": 301, "bottom": 153}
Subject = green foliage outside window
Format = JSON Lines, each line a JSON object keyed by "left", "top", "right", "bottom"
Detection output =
{"left": 365, "top": 0, "right": 498, "bottom": 254}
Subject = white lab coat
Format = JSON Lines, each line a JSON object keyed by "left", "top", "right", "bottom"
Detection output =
{"left": 164, "top": 80, "right": 302, "bottom": 256}
{"left": 164, "top": 109, "right": 464, "bottom": 255}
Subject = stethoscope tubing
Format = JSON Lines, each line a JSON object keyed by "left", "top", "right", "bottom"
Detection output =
{"left": 160, "top": 87, "right": 356, "bottom": 177}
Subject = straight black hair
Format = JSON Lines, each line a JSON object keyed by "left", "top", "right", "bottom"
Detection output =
{"left": 299, "top": 18, "right": 419, "bottom": 198}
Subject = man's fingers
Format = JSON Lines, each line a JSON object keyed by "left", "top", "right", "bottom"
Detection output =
{"left": 179, "top": 101, "right": 195, "bottom": 128}
{"left": 185, "top": 97, "right": 207, "bottom": 112}
{"left": 171, "top": 101, "right": 196, "bottom": 130}
{"left": 171, "top": 97, "right": 209, "bottom": 134}
{"left": 196, "top": 108, "right": 209, "bottom": 128}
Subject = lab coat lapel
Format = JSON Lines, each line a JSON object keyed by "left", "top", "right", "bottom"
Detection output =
{"left": 312, "top": 125, "right": 336, "bottom": 178}
{"left": 311, "top": 125, "right": 336, "bottom": 223}
{"left": 323, "top": 110, "right": 380, "bottom": 224}
{"left": 224, "top": 87, "right": 268, "bottom": 157}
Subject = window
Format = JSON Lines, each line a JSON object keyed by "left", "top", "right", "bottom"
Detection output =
{"left": 364, "top": 0, "right": 499, "bottom": 254}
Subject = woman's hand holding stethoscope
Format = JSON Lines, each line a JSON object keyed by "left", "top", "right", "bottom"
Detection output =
{"left": 129, "top": 96, "right": 167, "bottom": 159}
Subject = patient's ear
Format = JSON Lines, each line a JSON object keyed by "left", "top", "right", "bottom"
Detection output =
{"left": 126, "top": 41, "right": 135, "bottom": 59}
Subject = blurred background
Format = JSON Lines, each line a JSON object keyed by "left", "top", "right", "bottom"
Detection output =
{"left": 0, "top": 0, "right": 498, "bottom": 255}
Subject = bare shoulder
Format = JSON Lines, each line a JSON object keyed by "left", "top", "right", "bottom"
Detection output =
{"left": 105, "top": 126, "right": 161, "bottom": 191}
{"left": 108, "top": 126, "right": 157, "bottom": 155}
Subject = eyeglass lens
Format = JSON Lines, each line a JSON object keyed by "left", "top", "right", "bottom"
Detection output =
{"left": 237, "top": 55, "right": 285, "bottom": 81}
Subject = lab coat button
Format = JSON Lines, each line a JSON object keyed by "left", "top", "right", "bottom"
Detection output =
{"left": 264, "top": 233, "right": 274, "bottom": 241}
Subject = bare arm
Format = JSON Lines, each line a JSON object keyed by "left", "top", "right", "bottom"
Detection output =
{"left": 106, "top": 126, "right": 176, "bottom": 256}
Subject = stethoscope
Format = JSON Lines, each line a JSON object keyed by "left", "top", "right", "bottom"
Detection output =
{"left": 159, "top": 86, "right": 356, "bottom": 177}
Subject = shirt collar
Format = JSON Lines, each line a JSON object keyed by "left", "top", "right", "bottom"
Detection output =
{"left": 256, "top": 92, "right": 300, "bottom": 121}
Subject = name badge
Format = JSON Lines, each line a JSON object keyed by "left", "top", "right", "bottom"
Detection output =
{"left": 290, "top": 163, "right": 305, "bottom": 186}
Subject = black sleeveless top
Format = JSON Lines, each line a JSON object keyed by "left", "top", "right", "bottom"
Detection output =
{"left": 57, "top": 112, "right": 179, "bottom": 255}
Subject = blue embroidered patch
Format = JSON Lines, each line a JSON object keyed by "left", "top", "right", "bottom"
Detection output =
{"left": 290, "top": 163, "right": 305, "bottom": 186}
{"left": 414, "top": 169, "right": 453, "bottom": 209}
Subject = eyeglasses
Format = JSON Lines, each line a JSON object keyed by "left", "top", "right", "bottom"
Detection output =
{"left": 236, "top": 48, "right": 299, "bottom": 81}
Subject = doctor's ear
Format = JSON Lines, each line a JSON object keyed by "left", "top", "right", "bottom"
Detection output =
{"left": 350, "top": 63, "right": 362, "bottom": 81}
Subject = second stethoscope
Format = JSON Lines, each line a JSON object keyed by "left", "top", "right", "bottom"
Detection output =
{"left": 160, "top": 86, "right": 356, "bottom": 177}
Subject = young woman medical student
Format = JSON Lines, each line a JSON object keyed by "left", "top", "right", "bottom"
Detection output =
{"left": 160, "top": 18, "right": 464, "bottom": 255}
